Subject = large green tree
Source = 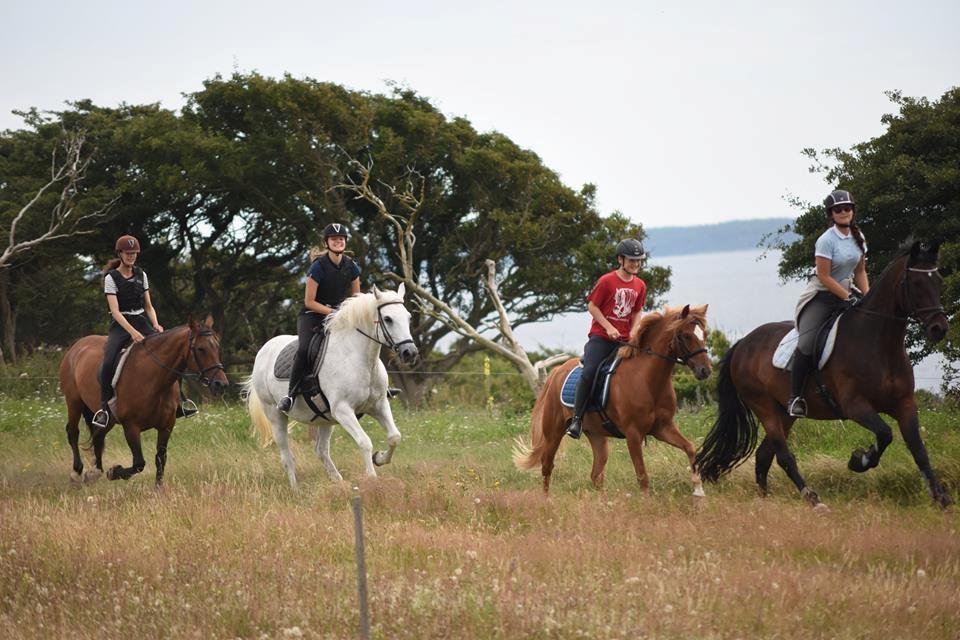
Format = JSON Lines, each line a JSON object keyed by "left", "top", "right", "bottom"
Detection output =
{"left": 780, "top": 87, "right": 960, "bottom": 387}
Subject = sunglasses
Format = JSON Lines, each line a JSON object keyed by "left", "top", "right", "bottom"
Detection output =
{"left": 832, "top": 205, "right": 854, "bottom": 214}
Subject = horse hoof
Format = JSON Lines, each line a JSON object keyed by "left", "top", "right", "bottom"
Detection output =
{"left": 692, "top": 485, "right": 706, "bottom": 498}
{"left": 106, "top": 465, "right": 124, "bottom": 481}
{"left": 812, "top": 502, "right": 831, "bottom": 515}
{"left": 83, "top": 468, "right": 102, "bottom": 484}
{"left": 372, "top": 451, "right": 388, "bottom": 467}
{"left": 70, "top": 471, "right": 83, "bottom": 486}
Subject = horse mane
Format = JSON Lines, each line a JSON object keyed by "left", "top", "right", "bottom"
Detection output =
{"left": 617, "top": 305, "right": 708, "bottom": 360}
{"left": 325, "top": 290, "right": 401, "bottom": 333}
{"left": 856, "top": 240, "right": 914, "bottom": 307}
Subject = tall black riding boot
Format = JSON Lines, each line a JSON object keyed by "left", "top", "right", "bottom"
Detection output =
{"left": 787, "top": 352, "right": 814, "bottom": 417}
{"left": 566, "top": 377, "right": 591, "bottom": 439}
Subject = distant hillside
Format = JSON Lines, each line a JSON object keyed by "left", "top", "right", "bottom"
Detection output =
{"left": 645, "top": 218, "right": 798, "bottom": 257}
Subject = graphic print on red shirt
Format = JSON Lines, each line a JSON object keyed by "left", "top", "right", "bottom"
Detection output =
{"left": 587, "top": 270, "right": 647, "bottom": 341}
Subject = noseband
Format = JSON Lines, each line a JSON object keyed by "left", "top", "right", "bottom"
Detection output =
{"left": 641, "top": 326, "right": 708, "bottom": 365}
{"left": 356, "top": 301, "right": 416, "bottom": 354}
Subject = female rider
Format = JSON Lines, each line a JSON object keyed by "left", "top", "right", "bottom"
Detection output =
{"left": 277, "top": 222, "right": 361, "bottom": 414}
{"left": 787, "top": 189, "right": 869, "bottom": 417}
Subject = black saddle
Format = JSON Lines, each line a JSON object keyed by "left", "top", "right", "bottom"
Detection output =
{"left": 273, "top": 332, "right": 324, "bottom": 380}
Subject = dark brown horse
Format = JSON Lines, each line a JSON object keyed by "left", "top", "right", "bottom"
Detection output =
{"left": 695, "top": 241, "right": 951, "bottom": 509}
{"left": 58, "top": 317, "right": 228, "bottom": 485}
{"left": 514, "top": 305, "right": 713, "bottom": 494}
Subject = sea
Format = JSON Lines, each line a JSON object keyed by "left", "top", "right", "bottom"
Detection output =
{"left": 513, "top": 248, "right": 947, "bottom": 392}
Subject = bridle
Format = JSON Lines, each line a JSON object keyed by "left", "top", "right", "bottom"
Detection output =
{"left": 140, "top": 326, "right": 226, "bottom": 387}
{"left": 853, "top": 265, "right": 947, "bottom": 327}
{"left": 641, "top": 324, "right": 709, "bottom": 365}
{"left": 355, "top": 301, "right": 416, "bottom": 354}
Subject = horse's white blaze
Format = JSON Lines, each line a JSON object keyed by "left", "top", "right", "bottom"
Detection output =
{"left": 245, "top": 288, "right": 413, "bottom": 488}
{"left": 693, "top": 325, "right": 705, "bottom": 342}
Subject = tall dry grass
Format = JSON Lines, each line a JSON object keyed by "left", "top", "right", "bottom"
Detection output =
{"left": 1, "top": 399, "right": 958, "bottom": 639}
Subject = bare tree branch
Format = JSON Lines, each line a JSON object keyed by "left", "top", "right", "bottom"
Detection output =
{"left": 1, "top": 131, "right": 115, "bottom": 269}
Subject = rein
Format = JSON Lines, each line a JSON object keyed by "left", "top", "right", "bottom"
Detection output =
{"left": 849, "top": 266, "right": 946, "bottom": 325}
{"left": 137, "top": 326, "right": 225, "bottom": 387}
{"left": 632, "top": 324, "right": 708, "bottom": 365}
{"left": 354, "top": 301, "right": 416, "bottom": 354}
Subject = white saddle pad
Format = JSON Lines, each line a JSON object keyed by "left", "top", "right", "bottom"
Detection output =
{"left": 107, "top": 347, "right": 135, "bottom": 413}
{"left": 772, "top": 317, "right": 841, "bottom": 371}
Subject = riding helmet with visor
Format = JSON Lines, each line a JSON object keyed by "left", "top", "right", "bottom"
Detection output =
{"left": 322, "top": 222, "right": 350, "bottom": 241}
{"left": 616, "top": 238, "right": 647, "bottom": 261}
{"left": 115, "top": 235, "right": 141, "bottom": 253}
{"left": 824, "top": 190, "right": 855, "bottom": 216}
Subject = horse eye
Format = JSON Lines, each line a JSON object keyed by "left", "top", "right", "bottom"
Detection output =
{"left": 385, "top": 317, "right": 394, "bottom": 324}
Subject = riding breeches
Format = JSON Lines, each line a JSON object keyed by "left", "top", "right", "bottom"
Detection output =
{"left": 288, "top": 312, "right": 327, "bottom": 396}
{"left": 572, "top": 335, "right": 620, "bottom": 417}
{"left": 795, "top": 291, "right": 842, "bottom": 356}
{"left": 99, "top": 315, "right": 156, "bottom": 404}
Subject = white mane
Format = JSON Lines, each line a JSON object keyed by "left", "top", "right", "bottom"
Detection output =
{"left": 325, "top": 289, "right": 403, "bottom": 333}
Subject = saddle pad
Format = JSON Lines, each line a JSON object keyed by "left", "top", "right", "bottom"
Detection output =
{"left": 560, "top": 358, "right": 621, "bottom": 410}
{"left": 273, "top": 338, "right": 300, "bottom": 380}
{"left": 771, "top": 318, "right": 841, "bottom": 371}
{"left": 110, "top": 346, "right": 134, "bottom": 389}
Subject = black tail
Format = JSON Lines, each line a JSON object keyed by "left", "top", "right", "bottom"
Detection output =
{"left": 695, "top": 340, "right": 759, "bottom": 482}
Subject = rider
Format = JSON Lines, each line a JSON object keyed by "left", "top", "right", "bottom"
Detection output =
{"left": 276, "top": 222, "right": 361, "bottom": 414}
{"left": 787, "top": 189, "right": 870, "bottom": 417}
{"left": 92, "top": 235, "right": 197, "bottom": 431}
{"left": 565, "top": 238, "right": 648, "bottom": 439}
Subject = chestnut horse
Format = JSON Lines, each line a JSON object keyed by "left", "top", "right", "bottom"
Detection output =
{"left": 514, "top": 305, "right": 712, "bottom": 494}
{"left": 58, "top": 317, "right": 228, "bottom": 485}
{"left": 695, "top": 241, "right": 952, "bottom": 509}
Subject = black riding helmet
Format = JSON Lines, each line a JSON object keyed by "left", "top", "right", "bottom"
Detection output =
{"left": 824, "top": 190, "right": 855, "bottom": 216}
{"left": 322, "top": 222, "right": 350, "bottom": 240}
{"left": 616, "top": 238, "right": 647, "bottom": 261}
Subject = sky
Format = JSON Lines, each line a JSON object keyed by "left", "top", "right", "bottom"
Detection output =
{"left": 1, "top": 0, "right": 958, "bottom": 229}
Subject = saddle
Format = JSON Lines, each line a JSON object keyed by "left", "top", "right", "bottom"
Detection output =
{"left": 771, "top": 308, "right": 847, "bottom": 371}
{"left": 274, "top": 331, "right": 325, "bottom": 381}
{"left": 95, "top": 346, "right": 136, "bottom": 415}
{"left": 559, "top": 354, "right": 625, "bottom": 438}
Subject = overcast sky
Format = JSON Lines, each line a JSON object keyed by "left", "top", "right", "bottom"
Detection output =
{"left": 2, "top": 0, "right": 957, "bottom": 228}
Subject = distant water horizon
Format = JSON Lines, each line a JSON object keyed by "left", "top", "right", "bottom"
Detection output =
{"left": 513, "top": 248, "right": 946, "bottom": 393}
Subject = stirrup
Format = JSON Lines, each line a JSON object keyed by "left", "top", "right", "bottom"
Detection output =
{"left": 787, "top": 397, "right": 807, "bottom": 417}
{"left": 177, "top": 399, "right": 199, "bottom": 419}
{"left": 91, "top": 409, "right": 110, "bottom": 430}
{"left": 387, "top": 387, "right": 402, "bottom": 399}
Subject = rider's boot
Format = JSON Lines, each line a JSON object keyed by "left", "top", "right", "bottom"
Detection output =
{"left": 565, "top": 415, "right": 584, "bottom": 439}
{"left": 277, "top": 395, "right": 294, "bottom": 415}
{"left": 787, "top": 352, "right": 813, "bottom": 417}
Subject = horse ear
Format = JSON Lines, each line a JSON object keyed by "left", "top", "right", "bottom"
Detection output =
{"left": 204, "top": 313, "right": 214, "bottom": 329}
{"left": 929, "top": 240, "right": 942, "bottom": 260}
{"left": 372, "top": 284, "right": 382, "bottom": 300}
{"left": 188, "top": 315, "right": 198, "bottom": 332}
{"left": 909, "top": 241, "right": 922, "bottom": 264}
{"left": 397, "top": 282, "right": 406, "bottom": 299}
{"left": 680, "top": 304, "right": 690, "bottom": 319}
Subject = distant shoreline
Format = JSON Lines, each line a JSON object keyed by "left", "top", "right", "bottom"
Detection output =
{"left": 646, "top": 217, "right": 798, "bottom": 258}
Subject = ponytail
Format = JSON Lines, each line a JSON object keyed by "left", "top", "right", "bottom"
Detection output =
{"left": 101, "top": 258, "right": 121, "bottom": 274}
{"left": 309, "top": 246, "right": 324, "bottom": 261}
{"left": 849, "top": 221, "right": 866, "bottom": 254}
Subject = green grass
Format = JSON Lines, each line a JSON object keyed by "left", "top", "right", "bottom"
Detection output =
{"left": 1, "top": 397, "right": 959, "bottom": 639}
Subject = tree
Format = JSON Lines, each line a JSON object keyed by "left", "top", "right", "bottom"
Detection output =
{"left": 780, "top": 87, "right": 960, "bottom": 387}
{"left": 0, "top": 127, "right": 115, "bottom": 363}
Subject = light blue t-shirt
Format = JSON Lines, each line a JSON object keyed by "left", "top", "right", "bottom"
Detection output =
{"left": 814, "top": 225, "right": 867, "bottom": 282}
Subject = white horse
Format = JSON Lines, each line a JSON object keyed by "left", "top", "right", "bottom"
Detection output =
{"left": 244, "top": 284, "right": 418, "bottom": 489}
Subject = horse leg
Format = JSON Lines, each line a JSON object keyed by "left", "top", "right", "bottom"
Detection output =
{"left": 364, "top": 399, "right": 401, "bottom": 467}
{"left": 895, "top": 401, "right": 953, "bottom": 508}
{"left": 265, "top": 403, "right": 298, "bottom": 490}
{"left": 625, "top": 432, "right": 649, "bottom": 493}
{"left": 107, "top": 425, "right": 147, "bottom": 481}
{"left": 65, "top": 403, "right": 84, "bottom": 485}
{"left": 331, "top": 406, "right": 377, "bottom": 478}
{"left": 84, "top": 419, "right": 110, "bottom": 483}
{"left": 768, "top": 430, "right": 825, "bottom": 509}
{"left": 585, "top": 432, "right": 608, "bottom": 492}
{"left": 155, "top": 424, "right": 173, "bottom": 487}
{"left": 754, "top": 437, "right": 776, "bottom": 496}
{"left": 846, "top": 410, "right": 893, "bottom": 473}
{"left": 313, "top": 424, "right": 343, "bottom": 482}
{"left": 652, "top": 420, "right": 704, "bottom": 497}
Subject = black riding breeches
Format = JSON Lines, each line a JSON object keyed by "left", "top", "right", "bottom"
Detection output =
{"left": 796, "top": 291, "right": 842, "bottom": 356}
{"left": 99, "top": 315, "right": 156, "bottom": 404}
{"left": 572, "top": 335, "right": 620, "bottom": 418}
{"left": 288, "top": 312, "right": 326, "bottom": 396}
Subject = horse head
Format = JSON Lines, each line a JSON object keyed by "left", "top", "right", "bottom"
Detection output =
{"left": 903, "top": 240, "right": 948, "bottom": 344}
{"left": 673, "top": 304, "right": 712, "bottom": 380}
{"left": 187, "top": 314, "right": 229, "bottom": 395}
{"left": 371, "top": 284, "right": 419, "bottom": 365}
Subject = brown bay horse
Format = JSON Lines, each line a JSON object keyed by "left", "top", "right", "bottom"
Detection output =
{"left": 58, "top": 317, "right": 228, "bottom": 485}
{"left": 695, "top": 241, "right": 952, "bottom": 509}
{"left": 514, "top": 305, "right": 712, "bottom": 494}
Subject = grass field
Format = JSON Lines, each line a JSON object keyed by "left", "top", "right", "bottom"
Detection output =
{"left": 2, "top": 397, "right": 959, "bottom": 639}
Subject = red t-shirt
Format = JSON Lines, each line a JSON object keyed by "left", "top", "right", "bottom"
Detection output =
{"left": 587, "top": 270, "right": 647, "bottom": 341}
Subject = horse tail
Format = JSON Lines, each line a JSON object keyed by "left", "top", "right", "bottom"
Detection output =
{"left": 694, "top": 340, "right": 759, "bottom": 482}
{"left": 512, "top": 366, "right": 562, "bottom": 471}
{"left": 243, "top": 377, "right": 275, "bottom": 448}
